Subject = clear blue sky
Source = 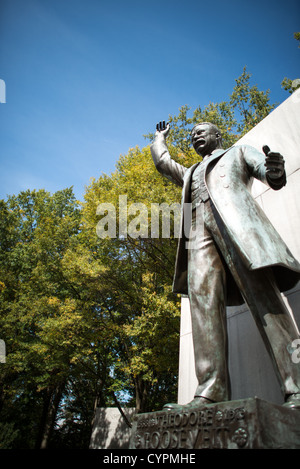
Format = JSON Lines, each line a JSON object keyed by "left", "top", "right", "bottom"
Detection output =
{"left": 0, "top": 0, "right": 299, "bottom": 202}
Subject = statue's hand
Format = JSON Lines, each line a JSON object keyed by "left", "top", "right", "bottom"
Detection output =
{"left": 155, "top": 121, "right": 170, "bottom": 138}
{"left": 263, "top": 145, "right": 285, "bottom": 179}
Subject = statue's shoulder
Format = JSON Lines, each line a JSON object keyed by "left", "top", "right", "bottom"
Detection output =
{"left": 230, "top": 144, "right": 259, "bottom": 152}
{"left": 226, "top": 144, "right": 262, "bottom": 160}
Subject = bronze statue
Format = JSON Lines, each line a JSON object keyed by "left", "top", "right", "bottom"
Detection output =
{"left": 151, "top": 121, "right": 300, "bottom": 410}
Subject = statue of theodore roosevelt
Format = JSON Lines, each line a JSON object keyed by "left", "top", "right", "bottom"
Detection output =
{"left": 151, "top": 120, "right": 300, "bottom": 410}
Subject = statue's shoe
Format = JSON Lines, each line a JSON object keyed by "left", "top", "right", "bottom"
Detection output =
{"left": 163, "top": 396, "right": 214, "bottom": 411}
{"left": 283, "top": 393, "right": 300, "bottom": 410}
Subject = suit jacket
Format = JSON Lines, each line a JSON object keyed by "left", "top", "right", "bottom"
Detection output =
{"left": 151, "top": 135, "right": 300, "bottom": 305}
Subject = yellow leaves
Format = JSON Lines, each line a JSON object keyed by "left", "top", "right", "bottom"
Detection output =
{"left": 30, "top": 342, "right": 48, "bottom": 356}
{"left": 60, "top": 298, "right": 77, "bottom": 315}
{"left": 47, "top": 297, "right": 60, "bottom": 307}
{"left": 47, "top": 297, "right": 77, "bottom": 316}
{"left": 0, "top": 281, "right": 6, "bottom": 292}
{"left": 30, "top": 296, "right": 86, "bottom": 355}
{"left": 61, "top": 246, "right": 107, "bottom": 282}
{"left": 82, "top": 145, "right": 178, "bottom": 234}
{"left": 70, "top": 356, "right": 79, "bottom": 364}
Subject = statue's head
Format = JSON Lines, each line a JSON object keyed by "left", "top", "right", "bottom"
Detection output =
{"left": 191, "top": 122, "right": 222, "bottom": 156}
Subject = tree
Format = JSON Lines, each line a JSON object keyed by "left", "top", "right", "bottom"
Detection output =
{"left": 229, "top": 66, "right": 276, "bottom": 135}
{"left": 0, "top": 188, "right": 86, "bottom": 448}
{"left": 281, "top": 32, "right": 300, "bottom": 94}
{"left": 82, "top": 145, "right": 182, "bottom": 413}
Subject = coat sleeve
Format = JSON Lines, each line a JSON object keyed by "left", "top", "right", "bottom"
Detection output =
{"left": 150, "top": 134, "right": 187, "bottom": 187}
{"left": 243, "top": 145, "right": 287, "bottom": 191}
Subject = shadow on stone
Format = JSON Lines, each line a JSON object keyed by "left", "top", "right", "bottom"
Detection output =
{"left": 89, "top": 407, "right": 135, "bottom": 449}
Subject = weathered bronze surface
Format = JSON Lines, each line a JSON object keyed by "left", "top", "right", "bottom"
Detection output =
{"left": 151, "top": 121, "right": 300, "bottom": 408}
{"left": 129, "top": 398, "right": 300, "bottom": 449}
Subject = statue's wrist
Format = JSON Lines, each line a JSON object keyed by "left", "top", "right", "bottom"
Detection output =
{"left": 155, "top": 132, "right": 166, "bottom": 142}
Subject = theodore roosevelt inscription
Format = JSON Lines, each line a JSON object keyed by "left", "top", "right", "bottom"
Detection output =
{"left": 129, "top": 398, "right": 300, "bottom": 449}
{"left": 131, "top": 404, "right": 247, "bottom": 449}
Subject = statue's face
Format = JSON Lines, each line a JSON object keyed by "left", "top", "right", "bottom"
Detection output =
{"left": 191, "top": 124, "right": 220, "bottom": 156}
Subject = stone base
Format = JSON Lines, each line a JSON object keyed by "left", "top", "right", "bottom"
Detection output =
{"left": 129, "top": 398, "right": 300, "bottom": 449}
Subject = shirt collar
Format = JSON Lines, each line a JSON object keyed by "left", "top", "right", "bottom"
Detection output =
{"left": 202, "top": 148, "right": 224, "bottom": 161}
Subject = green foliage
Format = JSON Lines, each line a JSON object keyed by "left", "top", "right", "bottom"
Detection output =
{"left": 281, "top": 32, "right": 300, "bottom": 94}
{"left": 230, "top": 67, "right": 276, "bottom": 135}
{"left": 0, "top": 422, "right": 20, "bottom": 449}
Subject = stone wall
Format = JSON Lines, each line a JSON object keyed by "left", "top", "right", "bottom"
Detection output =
{"left": 89, "top": 407, "right": 135, "bottom": 449}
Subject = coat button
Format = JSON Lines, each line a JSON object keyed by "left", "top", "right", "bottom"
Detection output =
{"left": 223, "top": 183, "right": 229, "bottom": 188}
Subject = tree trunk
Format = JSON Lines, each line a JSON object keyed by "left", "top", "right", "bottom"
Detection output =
{"left": 91, "top": 379, "right": 106, "bottom": 429}
{"left": 111, "top": 391, "right": 132, "bottom": 428}
{"left": 36, "top": 383, "right": 64, "bottom": 449}
{"left": 135, "top": 376, "right": 148, "bottom": 413}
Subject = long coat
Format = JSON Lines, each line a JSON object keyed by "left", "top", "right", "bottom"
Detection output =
{"left": 151, "top": 137, "right": 300, "bottom": 305}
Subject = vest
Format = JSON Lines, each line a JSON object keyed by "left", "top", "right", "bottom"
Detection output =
{"left": 191, "top": 157, "right": 210, "bottom": 209}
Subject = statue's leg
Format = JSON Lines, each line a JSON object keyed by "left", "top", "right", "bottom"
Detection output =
{"left": 187, "top": 204, "right": 230, "bottom": 403}
{"left": 229, "top": 265, "right": 300, "bottom": 398}
{"left": 208, "top": 203, "right": 300, "bottom": 399}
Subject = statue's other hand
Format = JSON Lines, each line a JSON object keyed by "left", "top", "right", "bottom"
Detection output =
{"left": 156, "top": 121, "right": 170, "bottom": 138}
{"left": 263, "top": 145, "right": 285, "bottom": 179}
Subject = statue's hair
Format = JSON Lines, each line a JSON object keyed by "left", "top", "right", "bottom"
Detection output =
{"left": 191, "top": 122, "right": 222, "bottom": 140}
